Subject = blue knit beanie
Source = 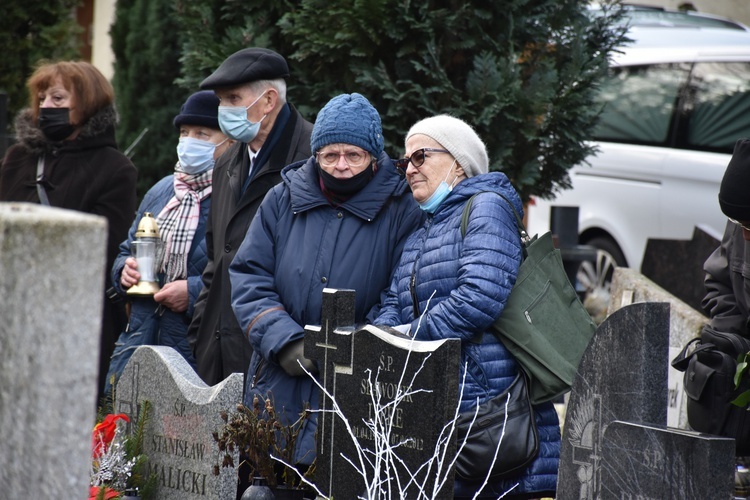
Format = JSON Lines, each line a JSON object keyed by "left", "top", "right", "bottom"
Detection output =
{"left": 310, "top": 93, "right": 383, "bottom": 157}
{"left": 173, "top": 91, "right": 220, "bottom": 130}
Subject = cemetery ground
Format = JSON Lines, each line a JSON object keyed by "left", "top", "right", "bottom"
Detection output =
{"left": 0, "top": 204, "right": 743, "bottom": 499}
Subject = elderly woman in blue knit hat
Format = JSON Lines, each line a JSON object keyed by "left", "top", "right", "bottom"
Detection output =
{"left": 104, "top": 91, "right": 233, "bottom": 394}
{"left": 375, "top": 115, "right": 561, "bottom": 499}
{"left": 229, "top": 93, "right": 422, "bottom": 467}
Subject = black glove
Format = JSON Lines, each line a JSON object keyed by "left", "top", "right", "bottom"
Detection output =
{"left": 278, "top": 339, "right": 318, "bottom": 377}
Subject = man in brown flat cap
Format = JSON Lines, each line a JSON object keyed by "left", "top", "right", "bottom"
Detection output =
{"left": 188, "top": 47, "right": 313, "bottom": 386}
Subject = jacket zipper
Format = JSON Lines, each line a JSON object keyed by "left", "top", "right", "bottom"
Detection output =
{"left": 410, "top": 219, "right": 432, "bottom": 319}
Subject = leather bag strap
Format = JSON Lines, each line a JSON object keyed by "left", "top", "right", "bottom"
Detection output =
{"left": 36, "top": 155, "right": 51, "bottom": 206}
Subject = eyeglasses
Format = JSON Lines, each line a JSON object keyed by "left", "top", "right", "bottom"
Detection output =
{"left": 316, "top": 149, "right": 370, "bottom": 168}
{"left": 729, "top": 217, "right": 750, "bottom": 232}
{"left": 395, "top": 148, "right": 450, "bottom": 172}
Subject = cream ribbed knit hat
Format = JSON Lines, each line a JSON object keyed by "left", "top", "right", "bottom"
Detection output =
{"left": 405, "top": 114, "right": 488, "bottom": 177}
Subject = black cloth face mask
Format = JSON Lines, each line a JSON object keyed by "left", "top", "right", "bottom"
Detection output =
{"left": 38, "top": 108, "right": 76, "bottom": 142}
{"left": 317, "top": 160, "right": 375, "bottom": 196}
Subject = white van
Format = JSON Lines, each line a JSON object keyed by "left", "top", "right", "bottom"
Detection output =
{"left": 526, "top": 23, "right": 750, "bottom": 304}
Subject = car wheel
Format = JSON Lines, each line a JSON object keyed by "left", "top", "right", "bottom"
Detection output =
{"left": 576, "top": 236, "right": 626, "bottom": 324}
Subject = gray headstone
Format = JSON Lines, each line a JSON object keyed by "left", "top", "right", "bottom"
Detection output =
{"left": 607, "top": 267, "right": 709, "bottom": 429}
{"left": 641, "top": 226, "right": 720, "bottom": 312}
{"left": 115, "top": 345, "right": 243, "bottom": 499}
{"left": 0, "top": 203, "right": 107, "bottom": 498}
{"left": 305, "top": 289, "right": 461, "bottom": 500}
{"left": 600, "top": 421, "right": 734, "bottom": 499}
{"left": 558, "top": 302, "right": 670, "bottom": 499}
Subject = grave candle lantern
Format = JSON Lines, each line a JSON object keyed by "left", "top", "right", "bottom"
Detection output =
{"left": 126, "top": 212, "right": 162, "bottom": 296}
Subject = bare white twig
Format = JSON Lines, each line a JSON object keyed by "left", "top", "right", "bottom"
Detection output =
{"left": 293, "top": 290, "right": 517, "bottom": 499}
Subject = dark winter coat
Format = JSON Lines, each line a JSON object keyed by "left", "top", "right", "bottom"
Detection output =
{"left": 0, "top": 105, "right": 137, "bottom": 398}
{"left": 703, "top": 221, "right": 750, "bottom": 336}
{"left": 374, "top": 172, "right": 560, "bottom": 498}
{"left": 188, "top": 103, "right": 313, "bottom": 386}
{"left": 104, "top": 174, "right": 211, "bottom": 393}
{"left": 229, "top": 153, "right": 423, "bottom": 464}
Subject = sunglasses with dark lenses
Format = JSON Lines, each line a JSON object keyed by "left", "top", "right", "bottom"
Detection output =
{"left": 394, "top": 148, "right": 450, "bottom": 172}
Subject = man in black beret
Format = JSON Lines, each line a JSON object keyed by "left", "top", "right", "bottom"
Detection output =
{"left": 187, "top": 47, "right": 313, "bottom": 386}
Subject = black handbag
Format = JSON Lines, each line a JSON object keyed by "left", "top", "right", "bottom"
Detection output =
{"left": 672, "top": 325, "right": 750, "bottom": 455}
{"left": 454, "top": 372, "right": 539, "bottom": 482}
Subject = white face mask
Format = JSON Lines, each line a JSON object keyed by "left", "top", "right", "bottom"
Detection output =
{"left": 217, "top": 92, "right": 266, "bottom": 143}
{"left": 176, "top": 137, "right": 225, "bottom": 174}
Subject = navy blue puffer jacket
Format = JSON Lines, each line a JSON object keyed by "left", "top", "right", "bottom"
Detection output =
{"left": 105, "top": 174, "right": 210, "bottom": 393}
{"left": 375, "top": 172, "right": 560, "bottom": 498}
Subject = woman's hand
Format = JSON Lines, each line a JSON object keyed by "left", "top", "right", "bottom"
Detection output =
{"left": 154, "top": 280, "right": 188, "bottom": 313}
{"left": 120, "top": 257, "right": 140, "bottom": 289}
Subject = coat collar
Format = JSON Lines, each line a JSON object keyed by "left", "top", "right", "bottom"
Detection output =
{"left": 14, "top": 105, "right": 120, "bottom": 156}
{"left": 426, "top": 172, "right": 524, "bottom": 223}
{"left": 283, "top": 152, "right": 411, "bottom": 221}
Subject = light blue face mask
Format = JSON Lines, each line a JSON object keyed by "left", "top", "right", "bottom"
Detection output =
{"left": 176, "top": 137, "right": 226, "bottom": 174}
{"left": 217, "top": 92, "right": 266, "bottom": 143}
{"left": 419, "top": 160, "right": 459, "bottom": 214}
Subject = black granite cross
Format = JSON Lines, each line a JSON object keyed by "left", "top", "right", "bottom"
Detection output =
{"left": 304, "top": 288, "right": 356, "bottom": 492}
{"left": 304, "top": 288, "right": 461, "bottom": 499}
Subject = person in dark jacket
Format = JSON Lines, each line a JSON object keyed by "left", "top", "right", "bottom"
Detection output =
{"left": 375, "top": 114, "right": 560, "bottom": 499}
{"left": 703, "top": 138, "right": 750, "bottom": 336}
{"left": 700, "top": 138, "right": 750, "bottom": 464}
{"left": 228, "top": 93, "right": 423, "bottom": 467}
{"left": 188, "top": 48, "right": 313, "bottom": 386}
{"left": 0, "top": 61, "right": 137, "bottom": 403}
{"left": 104, "top": 91, "right": 233, "bottom": 394}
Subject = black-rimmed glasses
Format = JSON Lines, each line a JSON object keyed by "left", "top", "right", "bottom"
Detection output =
{"left": 729, "top": 217, "right": 750, "bottom": 232}
{"left": 394, "top": 148, "right": 450, "bottom": 172}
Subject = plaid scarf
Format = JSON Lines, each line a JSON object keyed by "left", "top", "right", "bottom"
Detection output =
{"left": 155, "top": 167, "right": 212, "bottom": 282}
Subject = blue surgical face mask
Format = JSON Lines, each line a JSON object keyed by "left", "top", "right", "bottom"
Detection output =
{"left": 217, "top": 92, "right": 266, "bottom": 143}
{"left": 419, "top": 160, "right": 459, "bottom": 214}
{"left": 176, "top": 137, "right": 226, "bottom": 174}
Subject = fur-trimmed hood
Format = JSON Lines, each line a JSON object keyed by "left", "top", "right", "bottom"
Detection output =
{"left": 13, "top": 104, "right": 120, "bottom": 155}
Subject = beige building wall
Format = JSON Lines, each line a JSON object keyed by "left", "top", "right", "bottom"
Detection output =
{"left": 91, "top": 0, "right": 116, "bottom": 81}
{"left": 638, "top": 0, "right": 750, "bottom": 27}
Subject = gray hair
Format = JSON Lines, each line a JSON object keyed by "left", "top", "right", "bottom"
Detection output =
{"left": 247, "top": 78, "right": 287, "bottom": 104}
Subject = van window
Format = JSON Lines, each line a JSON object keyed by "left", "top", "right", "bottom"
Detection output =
{"left": 683, "top": 62, "right": 750, "bottom": 153}
{"left": 593, "top": 63, "right": 691, "bottom": 144}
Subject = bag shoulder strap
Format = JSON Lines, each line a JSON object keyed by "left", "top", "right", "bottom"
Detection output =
{"left": 36, "top": 155, "right": 51, "bottom": 206}
{"left": 460, "top": 191, "right": 530, "bottom": 249}
{"left": 671, "top": 337, "right": 711, "bottom": 372}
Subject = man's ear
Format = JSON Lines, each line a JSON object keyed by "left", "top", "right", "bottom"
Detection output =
{"left": 262, "top": 88, "right": 279, "bottom": 114}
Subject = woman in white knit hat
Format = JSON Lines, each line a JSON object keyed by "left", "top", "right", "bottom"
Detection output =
{"left": 375, "top": 114, "right": 560, "bottom": 499}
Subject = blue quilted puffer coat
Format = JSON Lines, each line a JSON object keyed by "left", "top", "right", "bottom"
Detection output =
{"left": 375, "top": 172, "right": 560, "bottom": 498}
{"left": 105, "top": 174, "right": 210, "bottom": 393}
{"left": 229, "top": 152, "right": 423, "bottom": 465}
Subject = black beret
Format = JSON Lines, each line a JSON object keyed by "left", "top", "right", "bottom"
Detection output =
{"left": 720, "top": 138, "right": 750, "bottom": 220}
{"left": 199, "top": 48, "right": 290, "bottom": 89}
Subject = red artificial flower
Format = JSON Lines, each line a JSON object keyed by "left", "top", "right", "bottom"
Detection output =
{"left": 92, "top": 413, "right": 130, "bottom": 457}
{"left": 88, "top": 486, "right": 121, "bottom": 500}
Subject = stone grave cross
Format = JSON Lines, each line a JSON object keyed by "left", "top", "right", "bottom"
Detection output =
{"left": 305, "top": 288, "right": 461, "bottom": 500}
{"left": 304, "top": 288, "right": 356, "bottom": 464}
